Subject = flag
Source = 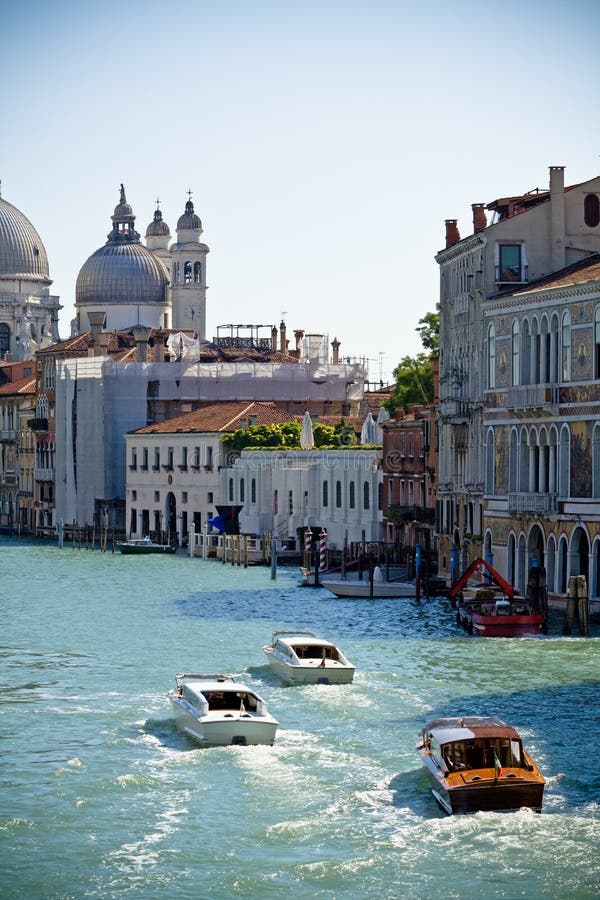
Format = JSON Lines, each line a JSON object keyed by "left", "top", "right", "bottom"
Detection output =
{"left": 494, "top": 752, "right": 503, "bottom": 778}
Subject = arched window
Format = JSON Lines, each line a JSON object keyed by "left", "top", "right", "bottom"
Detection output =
{"left": 0, "top": 323, "right": 10, "bottom": 356}
{"left": 228, "top": 478, "right": 234, "bottom": 501}
{"left": 509, "top": 428, "right": 518, "bottom": 493}
{"left": 595, "top": 307, "right": 600, "bottom": 379}
{"left": 584, "top": 193, "right": 600, "bottom": 228}
{"left": 335, "top": 480, "right": 342, "bottom": 508}
{"left": 240, "top": 478, "right": 245, "bottom": 503}
{"left": 363, "top": 481, "right": 370, "bottom": 510}
{"left": 350, "top": 481, "right": 356, "bottom": 509}
{"left": 593, "top": 424, "right": 600, "bottom": 499}
{"left": 512, "top": 320, "right": 520, "bottom": 386}
{"left": 559, "top": 426, "right": 570, "bottom": 498}
{"left": 173, "top": 262, "right": 180, "bottom": 284}
{"left": 194, "top": 262, "right": 202, "bottom": 284}
{"left": 378, "top": 482, "right": 383, "bottom": 510}
{"left": 522, "top": 320, "right": 531, "bottom": 384}
{"left": 322, "top": 480, "right": 328, "bottom": 507}
{"left": 487, "top": 324, "right": 496, "bottom": 389}
{"left": 562, "top": 312, "right": 571, "bottom": 382}
{"left": 485, "top": 429, "right": 495, "bottom": 494}
{"left": 547, "top": 536, "right": 557, "bottom": 594}
{"left": 251, "top": 478, "right": 256, "bottom": 504}
{"left": 184, "top": 261, "right": 192, "bottom": 284}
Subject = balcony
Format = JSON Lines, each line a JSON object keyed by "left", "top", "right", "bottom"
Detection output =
{"left": 34, "top": 467, "right": 55, "bottom": 482}
{"left": 495, "top": 264, "right": 528, "bottom": 285}
{"left": 27, "top": 418, "right": 49, "bottom": 431}
{"left": 507, "top": 386, "right": 559, "bottom": 411}
{"left": 438, "top": 398, "right": 470, "bottom": 421}
{"left": 508, "top": 492, "right": 558, "bottom": 515}
{"left": 385, "top": 504, "right": 436, "bottom": 524}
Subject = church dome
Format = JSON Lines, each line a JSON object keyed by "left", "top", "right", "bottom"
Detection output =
{"left": 0, "top": 196, "right": 50, "bottom": 280}
{"left": 146, "top": 207, "right": 171, "bottom": 238}
{"left": 76, "top": 186, "right": 168, "bottom": 306}
{"left": 177, "top": 199, "right": 202, "bottom": 232}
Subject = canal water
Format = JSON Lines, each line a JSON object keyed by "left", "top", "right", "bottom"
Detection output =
{"left": 1, "top": 538, "right": 599, "bottom": 899}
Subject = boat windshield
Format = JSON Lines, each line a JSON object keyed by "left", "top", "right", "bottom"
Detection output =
{"left": 202, "top": 690, "right": 259, "bottom": 712}
{"left": 442, "top": 737, "right": 523, "bottom": 771}
{"left": 293, "top": 645, "right": 339, "bottom": 660}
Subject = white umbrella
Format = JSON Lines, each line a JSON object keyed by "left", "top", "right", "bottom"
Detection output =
{"left": 360, "top": 412, "right": 379, "bottom": 445}
{"left": 300, "top": 410, "right": 315, "bottom": 449}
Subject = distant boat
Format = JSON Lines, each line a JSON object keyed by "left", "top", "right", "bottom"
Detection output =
{"left": 417, "top": 716, "right": 545, "bottom": 814}
{"left": 263, "top": 631, "right": 355, "bottom": 685}
{"left": 116, "top": 537, "right": 176, "bottom": 555}
{"left": 320, "top": 578, "right": 416, "bottom": 599}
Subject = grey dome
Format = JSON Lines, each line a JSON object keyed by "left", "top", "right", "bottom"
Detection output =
{"left": 177, "top": 199, "right": 202, "bottom": 231}
{"left": 76, "top": 243, "right": 168, "bottom": 305}
{"left": 76, "top": 186, "right": 169, "bottom": 306}
{"left": 146, "top": 208, "right": 171, "bottom": 238}
{"left": 0, "top": 196, "right": 50, "bottom": 280}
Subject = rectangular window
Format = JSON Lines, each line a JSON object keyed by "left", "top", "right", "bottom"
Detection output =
{"left": 181, "top": 492, "right": 188, "bottom": 503}
{"left": 497, "top": 244, "right": 526, "bottom": 283}
{"left": 153, "top": 448, "right": 160, "bottom": 471}
{"left": 207, "top": 492, "right": 213, "bottom": 503}
{"left": 131, "top": 490, "right": 137, "bottom": 501}
{"left": 154, "top": 491, "right": 160, "bottom": 502}
{"left": 141, "top": 447, "right": 148, "bottom": 470}
{"left": 180, "top": 447, "right": 188, "bottom": 469}
{"left": 130, "top": 447, "right": 137, "bottom": 469}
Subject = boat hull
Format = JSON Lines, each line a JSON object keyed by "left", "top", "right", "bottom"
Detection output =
{"left": 264, "top": 650, "right": 354, "bottom": 685}
{"left": 458, "top": 607, "right": 545, "bottom": 637}
{"left": 321, "top": 580, "right": 415, "bottom": 599}
{"left": 170, "top": 699, "right": 278, "bottom": 747}
{"left": 426, "top": 771, "right": 544, "bottom": 814}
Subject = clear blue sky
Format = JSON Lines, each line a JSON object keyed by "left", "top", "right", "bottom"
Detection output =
{"left": 2, "top": 0, "right": 599, "bottom": 382}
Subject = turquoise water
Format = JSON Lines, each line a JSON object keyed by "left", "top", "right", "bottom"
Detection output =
{"left": 1, "top": 539, "right": 599, "bottom": 899}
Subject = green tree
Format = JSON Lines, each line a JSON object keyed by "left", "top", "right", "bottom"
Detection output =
{"left": 385, "top": 309, "right": 439, "bottom": 414}
{"left": 416, "top": 308, "right": 439, "bottom": 353}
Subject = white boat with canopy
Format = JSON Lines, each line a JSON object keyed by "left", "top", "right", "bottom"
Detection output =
{"left": 168, "top": 673, "right": 279, "bottom": 747}
{"left": 263, "top": 631, "right": 355, "bottom": 685}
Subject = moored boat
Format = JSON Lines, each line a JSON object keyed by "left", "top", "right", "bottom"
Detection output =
{"left": 116, "top": 537, "right": 176, "bottom": 554}
{"left": 168, "top": 673, "right": 279, "bottom": 746}
{"left": 417, "top": 716, "right": 545, "bottom": 814}
{"left": 450, "top": 558, "right": 547, "bottom": 636}
{"left": 321, "top": 578, "right": 415, "bottom": 599}
{"left": 263, "top": 631, "right": 355, "bottom": 685}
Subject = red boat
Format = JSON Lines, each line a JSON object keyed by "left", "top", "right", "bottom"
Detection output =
{"left": 449, "top": 558, "right": 547, "bottom": 637}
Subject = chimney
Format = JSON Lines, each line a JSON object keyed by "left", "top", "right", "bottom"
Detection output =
{"left": 271, "top": 326, "right": 278, "bottom": 351}
{"left": 550, "top": 165, "right": 566, "bottom": 271}
{"left": 471, "top": 203, "right": 487, "bottom": 233}
{"left": 445, "top": 219, "right": 460, "bottom": 248}
{"left": 331, "top": 336, "right": 341, "bottom": 364}
{"left": 279, "top": 320, "right": 287, "bottom": 354}
{"left": 132, "top": 325, "right": 152, "bottom": 363}
{"left": 87, "top": 311, "right": 107, "bottom": 356}
{"left": 294, "top": 329, "right": 304, "bottom": 351}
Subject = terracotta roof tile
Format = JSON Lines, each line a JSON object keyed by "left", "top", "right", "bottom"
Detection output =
{"left": 130, "top": 401, "right": 296, "bottom": 435}
{"left": 0, "top": 375, "right": 36, "bottom": 396}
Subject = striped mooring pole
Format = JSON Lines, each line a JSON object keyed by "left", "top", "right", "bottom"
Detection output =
{"left": 319, "top": 528, "right": 327, "bottom": 571}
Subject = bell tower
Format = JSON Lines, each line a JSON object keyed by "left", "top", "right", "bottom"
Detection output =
{"left": 169, "top": 192, "right": 209, "bottom": 337}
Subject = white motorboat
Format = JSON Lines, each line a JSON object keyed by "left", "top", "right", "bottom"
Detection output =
{"left": 320, "top": 579, "right": 416, "bottom": 599}
{"left": 263, "top": 631, "right": 355, "bottom": 685}
{"left": 168, "top": 673, "right": 279, "bottom": 747}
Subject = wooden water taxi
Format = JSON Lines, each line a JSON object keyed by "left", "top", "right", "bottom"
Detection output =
{"left": 417, "top": 716, "right": 545, "bottom": 814}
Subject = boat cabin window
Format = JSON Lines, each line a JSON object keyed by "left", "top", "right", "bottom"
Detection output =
{"left": 442, "top": 738, "right": 524, "bottom": 771}
{"left": 203, "top": 691, "right": 258, "bottom": 711}
{"left": 294, "top": 645, "right": 339, "bottom": 660}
